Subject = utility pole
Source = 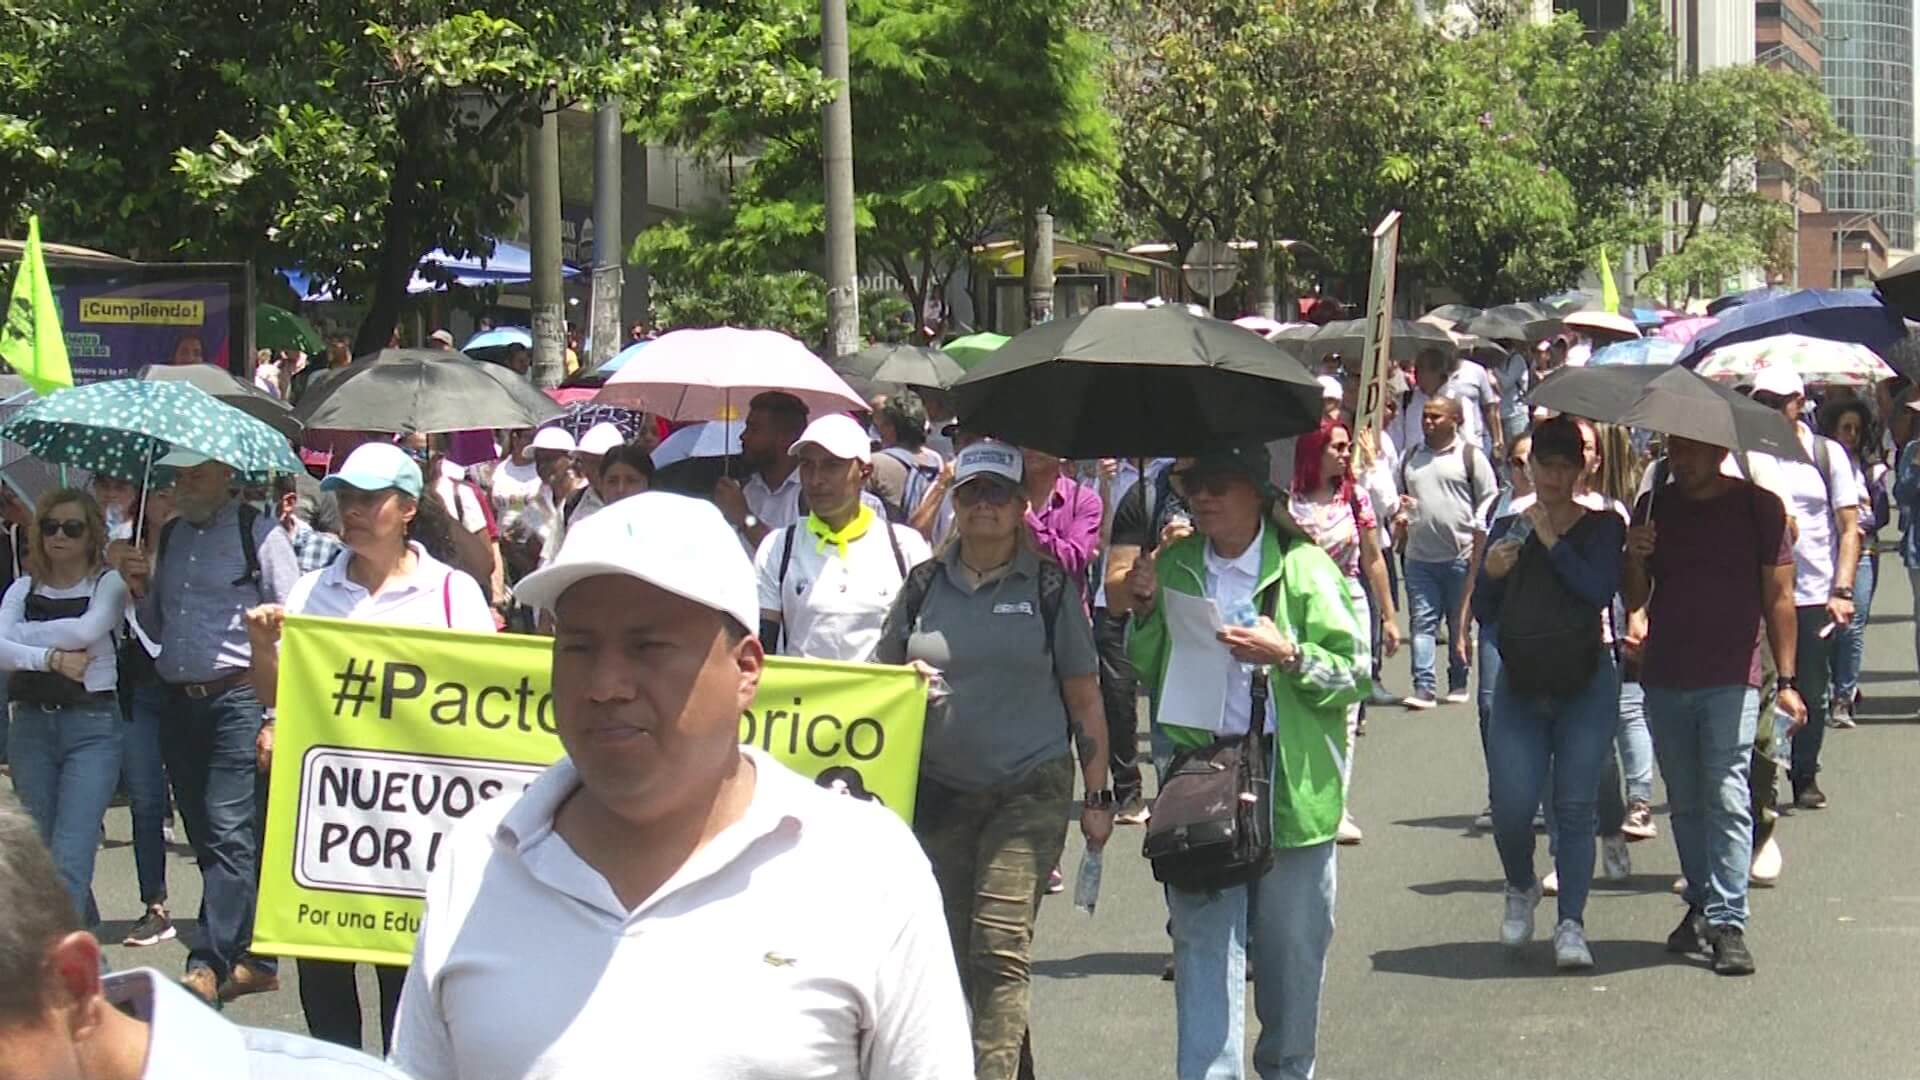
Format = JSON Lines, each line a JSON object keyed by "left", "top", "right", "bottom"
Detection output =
{"left": 1026, "top": 207, "right": 1054, "bottom": 326}
{"left": 528, "top": 97, "right": 566, "bottom": 389}
{"left": 589, "top": 99, "right": 624, "bottom": 367}
{"left": 821, "top": 0, "right": 860, "bottom": 360}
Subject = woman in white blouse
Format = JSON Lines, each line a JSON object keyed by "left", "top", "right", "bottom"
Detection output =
{"left": 0, "top": 488, "right": 132, "bottom": 925}
{"left": 246, "top": 442, "right": 494, "bottom": 1056}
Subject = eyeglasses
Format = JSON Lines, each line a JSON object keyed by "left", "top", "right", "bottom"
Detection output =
{"left": 39, "top": 519, "right": 87, "bottom": 539}
{"left": 954, "top": 481, "right": 1018, "bottom": 508}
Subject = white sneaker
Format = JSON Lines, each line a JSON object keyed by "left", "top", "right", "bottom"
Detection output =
{"left": 1751, "top": 834, "right": 1783, "bottom": 885}
{"left": 1553, "top": 919, "right": 1594, "bottom": 970}
{"left": 1443, "top": 689, "right": 1472, "bottom": 705}
{"left": 1473, "top": 805, "right": 1493, "bottom": 830}
{"left": 1501, "top": 884, "right": 1542, "bottom": 947}
{"left": 1671, "top": 876, "right": 1688, "bottom": 895}
{"left": 1541, "top": 870, "right": 1560, "bottom": 896}
{"left": 1601, "top": 835, "right": 1631, "bottom": 881}
{"left": 1336, "top": 813, "right": 1364, "bottom": 845}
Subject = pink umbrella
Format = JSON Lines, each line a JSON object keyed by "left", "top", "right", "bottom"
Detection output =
{"left": 595, "top": 327, "right": 867, "bottom": 420}
{"left": 544, "top": 386, "right": 600, "bottom": 406}
{"left": 1656, "top": 316, "right": 1717, "bottom": 345}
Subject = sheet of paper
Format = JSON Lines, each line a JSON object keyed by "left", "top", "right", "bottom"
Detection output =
{"left": 1159, "top": 589, "right": 1231, "bottom": 734}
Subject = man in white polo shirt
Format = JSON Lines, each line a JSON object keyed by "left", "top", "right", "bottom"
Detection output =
{"left": 390, "top": 492, "right": 970, "bottom": 1080}
{"left": 757, "top": 414, "right": 932, "bottom": 662}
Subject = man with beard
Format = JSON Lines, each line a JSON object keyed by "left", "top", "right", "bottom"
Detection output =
{"left": 117, "top": 452, "right": 298, "bottom": 1006}
{"left": 714, "top": 391, "right": 811, "bottom": 550}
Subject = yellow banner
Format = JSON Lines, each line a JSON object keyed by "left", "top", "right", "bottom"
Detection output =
{"left": 254, "top": 615, "right": 927, "bottom": 966}
{"left": 77, "top": 297, "right": 205, "bottom": 326}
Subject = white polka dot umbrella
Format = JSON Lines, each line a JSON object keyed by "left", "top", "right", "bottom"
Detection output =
{"left": 0, "top": 379, "right": 305, "bottom": 483}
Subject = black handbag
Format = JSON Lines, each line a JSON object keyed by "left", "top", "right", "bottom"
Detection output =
{"left": 1143, "top": 574, "right": 1283, "bottom": 893}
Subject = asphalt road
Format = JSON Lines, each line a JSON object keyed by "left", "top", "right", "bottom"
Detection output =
{"left": 51, "top": 568, "right": 1920, "bottom": 1079}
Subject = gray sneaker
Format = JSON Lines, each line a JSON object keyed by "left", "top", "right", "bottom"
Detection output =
{"left": 1601, "top": 834, "right": 1631, "bottom": 881}
{"left": 1554, "top": 919, "right": 1594, "bottom": 969}
{"left": 1500, "top": 883, "right": 1542, "bottom": 947}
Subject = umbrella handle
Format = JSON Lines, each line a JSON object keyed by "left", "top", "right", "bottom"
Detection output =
{"left": 133, "top": 441, "right": 154, "bottom": 548}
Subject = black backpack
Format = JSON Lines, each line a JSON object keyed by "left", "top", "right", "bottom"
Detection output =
{"left": 1497, "top": 519, "right": 1603, "bottom": 697}
{"left": 158, "top": 502, "right": 266, "bottom": 603}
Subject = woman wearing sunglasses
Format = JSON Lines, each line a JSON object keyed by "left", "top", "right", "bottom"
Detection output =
{"left": 875, "top": 439, "right": 1111, "bottom": 1080}
{"left": 0, "top": 488, "right": 132, "bottom": 926}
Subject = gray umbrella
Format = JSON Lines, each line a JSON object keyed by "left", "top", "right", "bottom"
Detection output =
{"left": 132, "top": 363, "right": 302, "bottom": 441}
{"left": 1527, "top": 365, "right": 1808, "bottom": 463}
{"left": 1305, "top": 318, "right": 1456, "bottom": 366}
{"left": 835, "top": 344, "right": 967, "bottom": 391}
{"left": 1467, "top": 303, "right": 1564, "bottom": 345}
{"left": 293, "top": 348, "right": 561, "bottom": 434}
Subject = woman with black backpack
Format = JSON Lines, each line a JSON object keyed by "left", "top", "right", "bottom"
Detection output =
{"left": 1471, "top": 416, "right": 1625, "bottom": 971}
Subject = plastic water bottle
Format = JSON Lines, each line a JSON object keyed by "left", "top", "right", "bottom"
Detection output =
{"left": 1770, "top": 709, "right": 1793, "bottom": 770}
{"left": 1224, "top": 597, "right": 1260, "bottom": 675}
{"left": 1073, "top": 849, "right": 1104, "bottom": 915}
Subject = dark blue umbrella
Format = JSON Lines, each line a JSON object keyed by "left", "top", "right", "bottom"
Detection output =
{"left": 1675, "top": 289, "right": 1909, "bottom": 367}
{"left": 1704, "top": 286, "right": 1792, "bottom": 317}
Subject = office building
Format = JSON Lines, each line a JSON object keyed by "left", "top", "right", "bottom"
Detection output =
{"left": 1822, "top": 0, "right": 1916, "bottom": 250}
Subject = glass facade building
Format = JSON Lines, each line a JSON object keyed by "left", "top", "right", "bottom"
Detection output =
{"left": 1821, "top": 0, "right": 1916, "bottom": 249}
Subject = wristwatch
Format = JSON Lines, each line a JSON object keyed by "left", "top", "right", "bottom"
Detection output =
{"left": 741, "top": 514, "right": 761, "bottom": 532}
{"left": 1776, "top": 675, "right": 1800, "bottom": 694}
{"left": 1082, "top": 788, "right": 1116, "bottom": 811}
{"left": 1831, "top": 586, "right": 1854, "bottom": 600}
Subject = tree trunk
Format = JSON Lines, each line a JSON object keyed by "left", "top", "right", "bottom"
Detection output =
{"left": 354, "top": 106, "right": 431, "bottom": 357}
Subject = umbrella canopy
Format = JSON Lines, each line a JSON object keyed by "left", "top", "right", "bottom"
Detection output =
{"left": 1585, "top": 339, "right": 1681, "bottom": 367}
{"left": 132, "top": 363, "right": 302, "bottom": 441}
{"left": 255, "top": 303, "right": 323, "bottom": 355}
{"left": 1564, "top": 310, "right": 1642, "bottom": 339}
{"left": 566, "top": 339, "right": 651, "bottom": 388}
{"left": 951, "top": 304, "right": 1321, "bottom": 459}
{"left": 595, "top": 327, "right": 866, "bottom": 421}
{"left": 543, "top": 386, "right": 601, "bottom": 407}
{"left": 1675, "top": 289, "right": 1910, "bottom": 367}
{"left": 1466, "top": 303, "right": 1563, "bottom": 345}
{"left": 836, "top": 343, "right": 966, "bottom": 391}
{"left": 1424, "top": 304, "right": 1482, "bottom": 329}
{"left": 650, "top": 419, "right": 744, "bottom": 470}
{"left": 462, "top": 326, "right": 532, "bottom": 354}
{"left": 542, "top": 401, "right": 648, "bottom": 442}
{"left": 1528, "top": 365, "right": 1807, "bottom": 463}
{"left": 1305, "top": 318, "right": 1456, "bottom": 366}
{"left": 0, "top": 379, "right": 305, "bottom": 481}
{"left": 1873, "top": 252, "right": 1920, "bottom": 319}
{"left": 943, "top": 332, "right": 1011, "bottom": 371}
{"left": 1655, "top": 316, "right": 1717, "bottom": 345}
{"left": 1231, "top": 315, "right": 1292, "bottom": 339}
{"left": 1691, "top": 333, "right": 1897, "bottom": 388}
{"left": 293, "top": 348, "right": 562, "bottom": 434}
{"left": 1705, "top": 286, "right": 1792, "bottom": 317}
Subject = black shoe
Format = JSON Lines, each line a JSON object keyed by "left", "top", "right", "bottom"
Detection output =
{"left": 1161, "top": 957, "right": 1175, "bottom": 981}
{"left": 1709, "top": 925, "right": 1756, "bottom": 975}
{"left": 1666, "top": 906, "right": 1707, "bottom": 955}
{"left": 1794, "top": 778, "right": 1828, "bottom": 810}
{"left": 124, "top": 906, "right": 176, "bottom": 947}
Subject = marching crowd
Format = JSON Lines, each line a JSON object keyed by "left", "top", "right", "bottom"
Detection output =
{"left": 0, "top": 317, "right": 1911, "bottom": 1080}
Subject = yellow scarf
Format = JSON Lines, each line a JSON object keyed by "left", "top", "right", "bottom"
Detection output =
{"left": 806, "top": 504, "right": 875, "bottom": 560}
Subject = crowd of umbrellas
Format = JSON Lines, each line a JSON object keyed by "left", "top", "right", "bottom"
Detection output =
{"left": 4, "top": 269, "right": 1920, "bottom": 517}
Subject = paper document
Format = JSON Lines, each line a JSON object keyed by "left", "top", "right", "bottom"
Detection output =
{"left": 1160, "top": 589, "right": 1231, "bottom": 734}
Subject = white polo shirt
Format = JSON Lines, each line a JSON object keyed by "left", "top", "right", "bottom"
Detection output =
{"left": 755, "top": 516, "right": 932, "bottom": 661}
{"left": 745, "top": 468, "right": 806, "bottom": 529}
{"left": 285, "top": 543, "right": 495, "bottom": 632}
{"left": 390, "top": 747, "right": 972, "bottom": 1080}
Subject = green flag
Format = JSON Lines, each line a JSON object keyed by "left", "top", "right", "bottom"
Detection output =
{"left": 1, "top": 216, "right": 75, "bottom": 395}
{"left": 1598, "top": 247, "right": 1620, "bottom": 315}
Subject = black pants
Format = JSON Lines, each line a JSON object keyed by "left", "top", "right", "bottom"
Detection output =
{"left": 298, "top": 959, "right": 405, "bottom": 1055}
{"left": 1093, "top": 608, "right": 1141, "bottom": 804}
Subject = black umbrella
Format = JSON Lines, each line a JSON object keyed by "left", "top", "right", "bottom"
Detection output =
{"left": 835, "top": 343, "right": 967, "bottom": 391}
{"left": 1424, "top": 303, "right": 1482, "bottom": 328}
{"left": 132, "top": 363, "right": 302, "bottom": 441}
{"left": 293, "top": 348, "right": 562, "bottom": 435}
{"left": 1872, "top": 253, "right": 1920, "bottom": 320}
{"left": 1528, "top": 365, "right": 1808, "bottom": 463}
{"left": 1305, "top": 318, "right": 1456, "bottom": 367}
{"left": 952, "top": 306, "right": 1321, "bottom": 459}
{"left": 1467, "top": 303, "right": 1563, "bottom": 344}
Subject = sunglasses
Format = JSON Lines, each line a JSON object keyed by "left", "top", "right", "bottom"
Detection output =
{"left": 39, "top": 519, "right": 87, "bottom": 539}
{"left": 1181, "top": 473, "right": 1245, "bottom": 497}
{"left": 954, "top": 481, "right": 1018, "bottom": 508}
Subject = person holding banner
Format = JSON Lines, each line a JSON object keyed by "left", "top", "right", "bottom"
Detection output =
{"left": 874, "top": 440, "right": 1111, "bottom": 1080}
{"left": 392, "top": 492, "right": 971, "bottom": 1080}
{"left": 243, "top": 442, "right": 496, "bottom": 1056}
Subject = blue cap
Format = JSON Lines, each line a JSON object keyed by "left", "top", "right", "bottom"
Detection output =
{"left": 320, "top": 442, "right": 424, "bottom": 499}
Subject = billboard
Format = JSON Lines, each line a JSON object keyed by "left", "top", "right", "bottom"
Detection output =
{"left": 46, "top": 263, "right": 252, "bottom": 382}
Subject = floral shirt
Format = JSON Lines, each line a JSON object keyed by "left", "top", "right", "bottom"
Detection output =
{"left": 1289, "top": 487, "right": 1377, "bottom": 582}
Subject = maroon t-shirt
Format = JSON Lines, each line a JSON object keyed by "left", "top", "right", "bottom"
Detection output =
{"left": 1637, "top": 481, "right": 1791, "bottom": 690}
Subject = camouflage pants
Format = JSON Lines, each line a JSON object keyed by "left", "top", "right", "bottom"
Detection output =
{"left": 914, "top": 755, "right": 1074, "bottom": 1080}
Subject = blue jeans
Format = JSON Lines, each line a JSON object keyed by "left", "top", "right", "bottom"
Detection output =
{"left": 1644, "top": 684, "right": 1758, "bottom": 928}
{"left": 1828, "top": 553, "right": 1876, "bottom": 706}
{"left": 124, "top": 681, "right": 172, "bottom": 905}
{"left": 7, "top": 697, "right": 124, "bottom": 926}
{"left": 158, "top": 680, "right": 275, "bottom": 982}
{"left": 1404, "top": 557, "right": 1469, "bottom": 697}
{"left": 1488, "top": 653, "right": 1620, "bottom": 926}
{"left": 1168, "top": 843, "right": 1337, "bottom": 1080}
{"left": 1788, "top": 605, "right": 1833, "bottom": 789}
{"left": 1475, "top": 633, "right": 1499, "bottom": 802}
{"left": 1616, "top": 680, "right": 1653, "bottom": 805}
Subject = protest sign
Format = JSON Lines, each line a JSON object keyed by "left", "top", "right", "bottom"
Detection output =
{"left": 254, "top": 615, "right": 927, "bottom": 966}
{"left": 1354, "top": 211, "right": 1402, "bottom": 468}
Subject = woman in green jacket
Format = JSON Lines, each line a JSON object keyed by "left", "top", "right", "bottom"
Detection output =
{"left": 1125, "top": 443, "right": 1370, "bottom": 1080}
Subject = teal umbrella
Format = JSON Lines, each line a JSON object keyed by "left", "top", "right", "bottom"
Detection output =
{"left": 0, "top": 379, "right": 304, "bottom": 483}
{"left": 256, "top": 303, "right": 325, "bottom": 355}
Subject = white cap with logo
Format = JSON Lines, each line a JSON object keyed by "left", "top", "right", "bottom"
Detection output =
{"left": 1749, "top": 366, "right": 1806, "bottom": 399}
{"left": 512, "top": 491, "right": 759, "bottom": 632}
{"left": 953, "top": 439, "right": 1023, "bottom": 487}
{"left": 788, "top": 413, "right": 872, "bottom": 464}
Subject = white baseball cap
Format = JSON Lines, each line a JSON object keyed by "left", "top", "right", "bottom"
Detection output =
{"left": 788, "top": 413, "right": 872, "bottom": 464}
{"left": 512, "top": 491, "right": 759, "bottom": 631}
{"left": 576, "top": 422, "right": 625, "bottom": 457}
{"left": 1750, "top": 366, "right": 1806, "bottom": 399}
{"left": 428, "top": 329, "right": 455, "bottom": 346}
{"left": 953, "top": 439, "right": 1022, "bottom": 487}
{"left": 531, "top": 426, "right": 578, "bottom": 453}
{"left": 155, "top": 447, "right": 215, "bottom": 469}
{"left": 1317, "top": 375, "right": 1344, "bottom": 402}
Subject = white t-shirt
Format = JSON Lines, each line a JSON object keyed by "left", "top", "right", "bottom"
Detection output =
{"left": 745, "top": 469, "right": 806, "bottom": 530}
{"left": 489, "top": 459, "right": 544, "bottom": 529}
{"left": 1775, "top": 430, "right": 1861, "bottom": 607}
{"left": 434, "top": 466, "right": 490, "bottom": 535}
{"left": 285, "top": 544, "right": 494, "bottom": 632}
{"left": 391, "top": 748, "right": 972, "bottom": 1080}
{"left": 755, "top": 517, "right": 931, "bottom": 662}
{"left": 1389, "top": 366, "right": 1495, "bottom": 453}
